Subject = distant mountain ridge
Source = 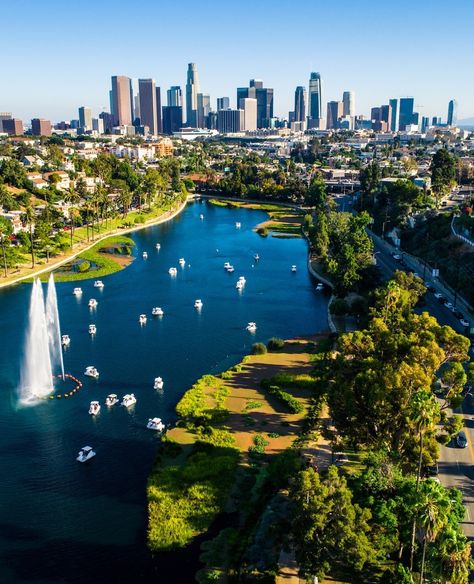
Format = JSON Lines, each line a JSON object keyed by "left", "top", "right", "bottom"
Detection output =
{"left": 458, "top": 117, "right": 474, "bottom": 128}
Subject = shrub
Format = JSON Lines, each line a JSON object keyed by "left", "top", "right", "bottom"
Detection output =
{"left": 220, "top": 370, "right": 233, "bottom": 380}
{"left": 248, "top": 433, "right": 269, "bottom": 456}
{"left": 268, "top": 432, "right": 279, "bottom": 439}
{"left": 251, "top": 342, "right": 267, "bottom": 355}
{"left": 77, "top": 260, "right": 91, "bottom": 273}
{"left": 244, "top": 400, "right": 263, "bottom": 411}
{"left": 267, "top": 337, "right": 285, "bottom": 351}
{"left": 265, "top": 385, "right": 304, "bottom": 414}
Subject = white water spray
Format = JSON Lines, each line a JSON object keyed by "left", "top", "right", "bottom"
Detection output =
{"left": 20, "top": 278, "right": 54, "bottom": 402}
{"left": 46, "top": 273, "right": 65, "bottom": 381}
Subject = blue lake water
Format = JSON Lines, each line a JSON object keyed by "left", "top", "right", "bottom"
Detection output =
{"left": 0, "top": 201, "right": 328, "bottom": 583}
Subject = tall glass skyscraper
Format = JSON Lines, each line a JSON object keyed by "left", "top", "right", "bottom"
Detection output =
{"left": 186, "top": 63, "right": 200, "bottom": 127}
{"left": 110, "top": 75, "right": 133, "bottom": 127}
{"left": 447, "top": 99, "right": 457, "bottom": 126}
{"left": 294, "top": 86, "right": 307, "bottom": 122}
{"left": 342, "top": 91, "right": 355, "bottom": 117}
{"left": 138, "top": 78, "right": 158, "bottom": 135}
{"left": 308, "top": 72, "right": 322, "bottom": 126}
{"left": 398, "top": 97, "right": 415, "bottom": 130}
{"left": 167, "top": 86, "right": 182, "bottom": 107}
{"left": 389, "top": 99, "right": 398, "bottom": 132}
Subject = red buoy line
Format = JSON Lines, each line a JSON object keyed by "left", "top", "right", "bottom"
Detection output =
{"left": 35, "top": 373, "right": 83, "bottom": 400}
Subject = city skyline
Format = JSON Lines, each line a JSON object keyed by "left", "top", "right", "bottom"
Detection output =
{"left": 1, "top": 0, "right": 472, "bottom": 123}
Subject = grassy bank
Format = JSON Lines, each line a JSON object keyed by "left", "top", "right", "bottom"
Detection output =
{"left": 147, "top": 338, "right": 328, "bottom": 556}
{"left": 48, "top": 235, "right": 135, "bottom": 282}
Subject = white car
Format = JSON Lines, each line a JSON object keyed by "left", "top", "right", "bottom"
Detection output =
{"left": 460, "top": 319, "right": 470, "bottom": 327}
{"left": 444, "top": 301, "right": 454, "bottom": 310}
{"left": 392, "top": 253, "right": 402, "bottom": 261}
{"left": 434, "top": 292, "right": 444, "bottom": 300}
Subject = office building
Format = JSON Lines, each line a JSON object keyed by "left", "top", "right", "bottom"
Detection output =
{"left": 167, "top": 86, "right": 182, "bottom": 107}
{"left": 197, "top": 93, "right": 211, "bottom": 128}
{"left": 237, "top": 85, "right": 256, "bottom": 109}
{"left": 156, "top": 87, "right": 162, "bottom": 133}
{"left": 99, "top": 112, "right": 114, "bottom": 133}
{"left": 250, "top": 79, "right": 263, "bottom": 89}
{"left": 380, "top": 104, "right": 392, "bottom": 128}
{"left": 186, "top": 63, "right": 200, "bottom": 127}
{"left": 217, "top": 109, "right": 244, "bottom": 133}
{"left": 294, "top": 86, "right": 307, "bottom": 123}
{"left": 138, "top": 79, "right": 159, "bottom": 135}
{"left": 308, "top": 72, "right": 322, "bottom": 127}
{"left": 326, "top": 101, "right": 343, "bottom": 130}
{"left": 162, "top": 106, "right": 183, "bottom": 135}
{"left": 398, "top": 97, "right": 415, "bottom": 131}
{"left": 447, "top": 99, "right": 457, "bottom": 126}
{"left": 0, "top": 113, "right": 12, "bottom": 133}
{"left": 421, "top": 116, "right": 430, "bottom": 133}
{"left": 217, "top": 97, "right": 230, "bottom": 111}
{"left": 3, "top": 118, "right": 23, "bottom": 135}
{"left": 342, "top": 91, "right": 355, "bottom": 117}
{"left": 31, "top": 118, "right": 52, "bottom": 136}
{"left": 432, "top": 116, "right": 441, "bottom": 126}
{"left": 78, "top": 106, "right": 92, "bottom": 132}
{"left": 256, "top": 86, "right": 273, "bottom": 128}
{"left": 92, "top": 118, "right": 104, "bottom": 133}
{"left": 389, "top": 99, "right": 398, "bottom": 132}
{"left": 111, "top": 75, "right": 133, "bottom": 127}
{"left": 239, "top": 97, "right": 257, "bottom": 131}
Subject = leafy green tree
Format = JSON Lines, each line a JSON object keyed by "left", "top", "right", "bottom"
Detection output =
{"left": 305, "top": 174, "right": 327, "bottom": 211}
{"left": 430, "top": 149, "right": 456, "bottom": 206}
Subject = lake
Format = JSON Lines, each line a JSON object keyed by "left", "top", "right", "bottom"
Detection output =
{"left": 0, "top": 200, "right": 329, "bottom": 583}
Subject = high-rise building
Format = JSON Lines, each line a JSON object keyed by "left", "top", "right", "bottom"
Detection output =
{"left": 78, "top": 106, "right": 92, "bottom": 132}
{"left": 326, "top": 101, "right": 343, "bottom": 130}
{"left": 0, "top": 113, "right": 12, "bottom": 133}
{"left": 237, "top": 85, "right": 256, "bottom": 109}
{"left": 3, "top": 118, "right": 23, "bottom": 135}
{"left": 217, "top": 97, "right": 230, "bottom": 111}
{"left": 111, "top": 75, "right": 133, "bottom": 127}
{"left": 342, "top": 91, "right": 355, "bottom": 117}
{"left": 432, "top": 116, "right": 441, "bottom": 126}
{"left": 162, "top": 106, "right": 183, "bottom": 134}
{"left": 256, "top": 87, "right": 273, "bottom": 128}
{"left": 294, "top": 86, "right": 307, "bottom": 123}
{"left": 186, "top": 63, "right": 200, "bottom": 127}
{"left": 156, "top": 87, "right": 162, "bottom": 133}
{"left": 167, "top": 86, "right": 182, "bottom": 107}
{"left": 31, "top": 118, "right": 52, "bottom": 136}
{"left": 398, "top": 97, "right": 415, "bottom": 131}
{"left": 92, "top": 118, "right": 104, "bottom": 133}
{"left": 389, "top": 99, "right": 398, "bottom": 132}
{"left": 99, "top": 112, "right": 114, "bottom": 134}
{"left": 134, "top": 95, "right": 141, "bottom": 121}
{"left": 308, "top": 72, "right": 322, "bottom": 127}
{"left": 138, "top": 79, "right": 158, "bottom": 135}
{"left": 239, "top": 97, "right": 257, "bottom": 131}
{"left": 380, "top": 104, "right": 392, "bottom": 127}
{"left": 250, "top": 79, "right": 263, "bottom": 89}
{"left": 197, "top": 93, "right": 211, "bottom": 128}
{"left": 421, "top": 116, "right": 430, "bottom": 133}
{"left": 217, "top": 109, "right": 244, "bottom": 133}
{"left": 447, "top": 99, "right": 457, "bottom": 126}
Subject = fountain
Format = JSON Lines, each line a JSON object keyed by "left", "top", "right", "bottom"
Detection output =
{"left": 46, "top": 273, "right": 65, "bottom": 381}
{"left": 20, "top": 275, "right": 65, "bottom": 403}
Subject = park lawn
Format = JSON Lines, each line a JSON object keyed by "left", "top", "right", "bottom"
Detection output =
{"left": 256, "top": 209, "right": 304, "bottom": 237}
{"left": 147, "top": 338, "right": 323, "bottom": 552}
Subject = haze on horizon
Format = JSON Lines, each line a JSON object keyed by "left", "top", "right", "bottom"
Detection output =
{"left": 2, "top": 0, "right": 473, "bottom": 123}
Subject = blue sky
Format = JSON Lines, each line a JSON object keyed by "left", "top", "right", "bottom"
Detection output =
{"left": 2, "top": 0, "right": 473, "bottom": 123}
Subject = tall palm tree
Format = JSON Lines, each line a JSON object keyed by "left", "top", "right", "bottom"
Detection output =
{"left": 22, "top": 205, "right": 36, "bottom": 268}
{"left": 63, "top": 188, "right": 80, "bottom": 248}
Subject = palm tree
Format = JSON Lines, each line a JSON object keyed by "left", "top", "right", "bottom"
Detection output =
{"left": 63, "top": 188, "right": 81, "bottom": 248}
{"left": 22, "top": 205, "right": 36, "bottom": 268}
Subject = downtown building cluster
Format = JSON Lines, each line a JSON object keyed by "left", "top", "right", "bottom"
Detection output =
{"left": 0, "top": 63, "right": 459, "bottom": 138}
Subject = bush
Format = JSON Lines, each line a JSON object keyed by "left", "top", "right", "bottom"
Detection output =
{"left": 252, "top": 342, "right": 267, "bottom": 355}
{"left": 330, "top": 298, "right": 350, "bottom": 315}
{"left": 257, "top": 227, "right": 268, "bottom": 237}
{"left": 77, "top": 260, "right": 91, "bottom": 273}
{"left": 249, "top": 433, "right": 269, "bottom": 456}
{"left": 265, "top": 385, "right": 304, "bottom": 414}
{"left": 267, "top": 337, "right": 285, "bottom": 351}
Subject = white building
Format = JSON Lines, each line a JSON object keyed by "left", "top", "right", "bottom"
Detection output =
{"left": 239, "top": 98, "right": 257, "bottom": 132}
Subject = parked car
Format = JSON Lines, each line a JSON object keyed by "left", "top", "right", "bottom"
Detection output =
{"left": 434, "top": 292, "right": 444, "bottom": 300}
{"left": 426, "top": 463, "right": 439, "bottom": 477}
{"left": 444, "top": 301, "right": 454, "bottom": 310}
{"left": 460, "top": 318, "right": 470, "bottom": 327}
{"left": 426, "top": 284, "right": 436, "bottom": 293}
{"left": 392, "top": 253, "right": 402, "bottom": 261}
{"left": 456, "top": 431, "right": 468, "bottom": 448}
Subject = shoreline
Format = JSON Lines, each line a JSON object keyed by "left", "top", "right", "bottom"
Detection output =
{"left": 0, "top": 196, "right": 190, "bottom": 290}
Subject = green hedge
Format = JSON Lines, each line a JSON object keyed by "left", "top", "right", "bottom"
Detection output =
{"left": 264, "top": 384, "right": 304, "bottom": 414}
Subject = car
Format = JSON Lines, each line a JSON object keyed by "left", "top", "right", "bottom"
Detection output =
{"left": 444, "top": 301, "right": 454, "bottom": 310}
{"left": 392, "top": 253, "right": 402, "bottom": 261}
{"left": 426, "top": 285, "right": 436, "bottom": 293}
{"left": 434, "top": 292, "right": 444, "bottom": 299}
{"left": 460, "top": 318, "right": 470, "bottom": 327}
{"left": 456, "top": 431, "right": 468, "bottom": 448}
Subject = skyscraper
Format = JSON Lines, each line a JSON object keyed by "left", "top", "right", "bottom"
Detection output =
{"left": 217, "top": 97, "right": 230, "bottom": 111}
{"left": 308, "top": 72, "right": 322, "bottom": 127}
{"left": 256, "top": 87, "right": 273, "bottom": 128}
{"left": 111, "top": 76, "right": 133, "bottom": 127}
{"left": 326, "top": 101, "right": 343, "bottom": 130}
{"left": 250, "top": 79, "right": 263, "bottom": 89}
{"left": 421, "top": 116, "right": 430, "bottom": 133}
{"left": 3, "top": 118, "right": 23, "bottom": 135}
{"left": 389, "top": 99, "right": 398, "bottom": 132}
{"left": 342, "top": 91, "right": 355, "bottom": 117}
{"left": 294, "top": 86, "right": 307, "bottom": 122}
{"left": 31, "top": 118, "right": 52, "bottom": 136}
{"left": 398, "top": 97, "right": 415, "bottom": 131}
{"left": 162, "top": 106, "right": 183, "bottom": 134}
{"left": 239, "top": 98, "right": 257, "bottom": 131}
{"left": 447, "top": 99, "right": 457, "bottom": 126}
{"left": 197, "top": 93, "right": 211, "bottom": 128}
{"left": 156, "top": 87, "right": 162, "bottom": 133}
{"left": 217, "top": 109, "right": 244, "bottom": 133}
{"left": 167, "top": 86, "right": 182, "bottom": 107}
{"left": 186, "top": 63, "right": 200, "bottom": 127}
{"left": 78, "top": 106, "right": 92, "bottom": 131}
{"left": 139, "top": 79, "right": 158, "bottom": 135}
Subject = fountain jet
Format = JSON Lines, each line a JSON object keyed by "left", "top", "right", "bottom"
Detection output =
{"left": 46, "top": 273, "right": 65, "bottom": 381}
{"left": 20, "top": 278, "right": 54, "bottom": 402}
